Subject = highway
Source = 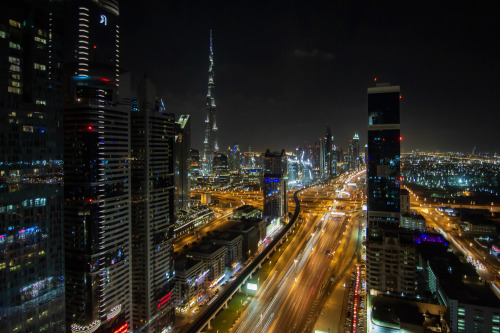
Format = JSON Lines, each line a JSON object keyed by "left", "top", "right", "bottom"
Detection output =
{"left": 232, "top": 177, "right": 364, "bottom": 333}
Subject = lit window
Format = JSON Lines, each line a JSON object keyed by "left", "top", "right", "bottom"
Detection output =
{"left": 34, "top": 36, "right": 47, "bottom": 44}
{"left": 34, "top": 63, "right": 46, "bottom": 71}
{"left": 9, "top": 41, "right": 21, "bottom": 50}
{"left": 8, "top": 87, "right": 21, "bottom": 94}
{"left": 35, "top": 100, "right": 47, "bottom": 106}
{"left": 9, "top": 56, "right": 20, "bottom": 65}
{"left": 9, "top": 64, "right": 21, "bottom": 72}
{"left": 1, "top": 30, "right": 7, "bottom": 38}
{"left": 23, "top": 126, "right": 33, "bottom": 133}
{"left": 9, "top": 19, "right": 21, "bottom": 28}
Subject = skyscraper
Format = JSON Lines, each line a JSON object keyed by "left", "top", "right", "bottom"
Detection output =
{"left": 63, "top": 1, "right": 132, "bottom": 331}
{"left": 175, "top": 115, "right": 191, "bottom": 211}
{"left": 130, "top": 77, "right": 175, "bottom": 332}
{"left": 347, "top": 133, "right": 360, "bottom": 171}
{"left": 263, "top": 149, "right": 288, "bottom": 218}
{"left": 366, "top": 83, "right": 401, "bottom": 227}
{"left": 0, "top": 1, "right": 65, "bottom": 331}
{"left": 365, "top": 83, "right": 416, "bottom": 298}
{"left": 320, "top": 125, "right": 334, "bottom": 179}
{"left": 202, "top": 30, "right": 218, "bottom": 175}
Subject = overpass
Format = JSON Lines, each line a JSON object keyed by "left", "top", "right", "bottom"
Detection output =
{"left": 180, "top": 188, "right": 305, "bottom": 333}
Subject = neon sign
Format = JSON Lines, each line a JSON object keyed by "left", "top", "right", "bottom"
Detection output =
{"left": 158, "top": 292, "right": 171, "bottom": 308}
{"left": 100, "top": 15, "right": 107, "bottom": 26}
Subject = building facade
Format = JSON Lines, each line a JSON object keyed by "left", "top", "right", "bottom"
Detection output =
{"left": 130, "top": 77, "right": 175, "bottom": 332}
{"left": 63, "top": 1, "right": 132, "bottom": 332}
{"left": 367, "top": 84, "right": 401, "bottom": 227}
{"left": 263, "top": 149, "right": 288, "bottom": 218}
{"left": 0, "top": 1, "right": 65, "bottom": 331}
{"left": 202, "top": 30, "right": 218, "bottom": 175}
{"left": 175, "top": 114, "right": 191, "bottom": 211}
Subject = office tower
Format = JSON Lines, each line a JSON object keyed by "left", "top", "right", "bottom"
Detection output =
{"left": 63, "top": 1, "right": 132, "bottom": 332}
{"left": 331, "top": 145, "right": 338, "bottom": 177}
{"left": 366, "top": 83, "right": 415, "bottom": 297}
{"left": 0, "top": 1, "right": 65, "bottom": 331}
{"left": 213, "top": 152, "right": 228, "bottom": 174}
{"left": 287, "top": 154, "right": 299, "bottom": 185}
{"left": 202, "top": 30, "right": 218, "bottom": 175}
{"left": 347, "top": 133, "right": 360, "bottom": 171}
{"left": 263, "top": 149, "right": 288, "bottom": 218}
{"left": 175, "top": 115, "right": 191, "bottom": 211}
{"left": 227, "top": 144, "right": 241, "bottom": 173}
{"left": 320, "top": 126, "right": 334, "bottom": 179}
{"left": 189, "top": 148, "right": 200, "bottom": 178}
{"left": 130, "top": 77, "right": 175, "bottom": 332}
{"left": 366, "top": 83, "right": 401, "bottom": 227}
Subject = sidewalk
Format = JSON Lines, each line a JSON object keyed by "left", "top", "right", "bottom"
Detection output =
{"left": 313, "top": 271, "right": 352, "bottom": 333}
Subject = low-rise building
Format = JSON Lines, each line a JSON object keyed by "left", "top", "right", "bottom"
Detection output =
{"left": 232, "top": 205, "right": 262, "bottom": 220}
{"left": 212, "top": 232, "right": 243, "bottom": 268}
{"left": 187, "top": 242, "right": 226, "bottom": 288}
{"left": 174, "top": 257, "right": 207, "bottom": 307}
{"left": 460, "top": 217, "right": 497, "bottom": 236}
{"left": 401, "top": 212, "right": 427, "bottom": 232}
{"left": 241, "top": 217, "right": 267, "bottom": 243}
{"left": 230, "top": 224, "right": 259, "bottom": 259}
{"left": 418, "top": 242, "right": 500, "bottom": 333}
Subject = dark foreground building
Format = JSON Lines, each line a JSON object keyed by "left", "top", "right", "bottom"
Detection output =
{"left": 0, "top": 1, "right": 65, "bottom": 331}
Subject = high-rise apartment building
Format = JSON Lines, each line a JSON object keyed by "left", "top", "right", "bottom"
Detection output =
{"left": 263, "top": 149, "right": 288, "bottom": 218}
{"left": 130, "top": 77, "right": 175, "bottom": 332}
{"left": 366, "top": 84, "right": 401, "bottom": 227}
{"left": 202, "top": 30, "right": 218, "bottom": 175}
{"left": 175, "top": 115, "right": 191, "bottom": 211}
{"left": 63, "top": 1, "right": 132, "bottom": 332}
{"left": 0, "top": 1, "right": 65, "bottom": 331}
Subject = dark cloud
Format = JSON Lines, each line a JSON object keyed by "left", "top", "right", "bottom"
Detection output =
{"left": 292, "top": 49, "right": 334, "bottom": 60}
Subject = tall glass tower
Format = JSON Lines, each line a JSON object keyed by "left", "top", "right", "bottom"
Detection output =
{"left": 63, "top": 1, "right": 132, "bottom": 332}
{"left": 131, "top": 77, "right": 175, "bottom": 333}
{"left": 366, "top": 83, "right": 401, "bottom": 228}
{"left": 202, "top": 30, "right": 218, "bottom": 175}
{"left": 0, "top": 1, "right": 65, "bottom": 331}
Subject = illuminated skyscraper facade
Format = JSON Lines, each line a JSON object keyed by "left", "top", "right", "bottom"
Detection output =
{"left": 365, "top": 84, "right": 415, "bottom": 297}
{"left": 130, "top": 77, "right": 175, "bottom": 333}
{"left": 366, "top": 84, "right": 401, "bottom": 227}
{"left": 175, "top": 115, "right": 191, "bottom": 211}
{"left": 263, "top": 149, "right": 288, "bottom": 218}
{"left": 347, "top": 133, "right": 360, "bottom": 171}
{"left": 63, "top": 1, "right": 132, "bottom": 332}
{"left": 202, "top": 30, "right": 218, "bottom": 175}
{"left": 0, "top": 1, "right": 65, "bottom": 331}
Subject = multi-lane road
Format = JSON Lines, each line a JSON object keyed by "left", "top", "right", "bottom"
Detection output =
{"left": 231, "top": 177, "right": 364, "bottom": 333}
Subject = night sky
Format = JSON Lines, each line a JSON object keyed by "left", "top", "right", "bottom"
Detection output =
{"left": 120, "top": 0, "right": 499, "bottom": 154}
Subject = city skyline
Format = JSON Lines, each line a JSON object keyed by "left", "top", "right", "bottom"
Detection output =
{"left": 3, "top": 1, "right": 500, "bottom": 333}
{"left": 120, "top": 0, "right": 499, "bottom": 153}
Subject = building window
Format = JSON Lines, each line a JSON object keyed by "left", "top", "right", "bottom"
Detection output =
{"left": 9, "top": 41, "right": 21, "bottom": 50}
{"left": 34, "top": 63, "right": 46, "bottom": 71}
{"left": 9, "top": 19, "right": 21, "bottom": 28}
{"left": 1, "top": 30, "right": 7, "bottom": 38}
{"left": 9, "top": 64, "right": 21, "bottom": 72}
{"left": 23, "top": 126, "right": 34, "bottom": 133}
{"left": 34, "top": 36, "right": 47, "bottom": 44}
{"left": 35, "top": 100, "right": 47, "bottom": 106}
{"left": 9, "top": 56, "right": 20, "bottom": 65}
{"left": 8, "top": 87, "right": 21, "bottom": 94}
